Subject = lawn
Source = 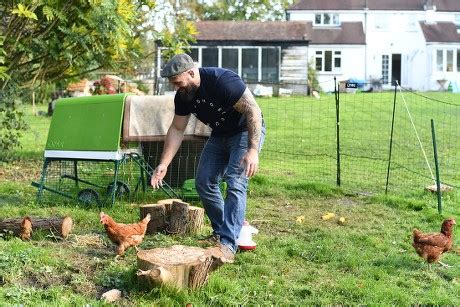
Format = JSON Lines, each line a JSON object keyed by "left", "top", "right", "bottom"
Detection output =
{"left": 0, "top": 95, "right": 459, "bottom": 305}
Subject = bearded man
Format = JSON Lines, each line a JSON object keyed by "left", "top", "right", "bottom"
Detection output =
{"left": 151, "top": 54, "right": 265, "bottom": 265}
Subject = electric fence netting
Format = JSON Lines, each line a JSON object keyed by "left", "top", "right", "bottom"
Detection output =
{"left": 258, "top": 79, "right": 460, "bottom": 199}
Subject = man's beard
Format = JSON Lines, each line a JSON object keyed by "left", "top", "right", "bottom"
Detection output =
{"left": 177, "top": 84, "right": 198, "bottom": 102}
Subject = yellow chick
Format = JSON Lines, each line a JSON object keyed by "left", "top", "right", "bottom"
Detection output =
{"left": 321, "top": 212, "right": 336, "bottom": 220}
{"left": 296, "top": 215, "right": 305, "bottom": 224}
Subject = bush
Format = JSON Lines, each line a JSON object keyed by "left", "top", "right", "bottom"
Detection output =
{"left": 0, "top": 83, "right": 27, "bottom": 153}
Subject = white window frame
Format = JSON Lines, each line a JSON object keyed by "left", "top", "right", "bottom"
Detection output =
{"left": 382, "top": 55, "right": 389, "bottom": 84}
{"left": 315, "top": 50, "right": 342, "bottom": 73}
{"left": 314, "top": 13, "right": 340, "bottom": 26}
{"left": 434, "top": 48, "right": 459, "bottom": 72}
{"left": 160, "top": 46, "right": 281, "bottom": 82}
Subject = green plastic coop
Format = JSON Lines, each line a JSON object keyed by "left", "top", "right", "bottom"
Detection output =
{"left": 32, "top": 94, "right": 149, "bottom": 206}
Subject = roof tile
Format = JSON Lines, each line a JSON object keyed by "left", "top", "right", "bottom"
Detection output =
{"left": 420, "top": 22, "right": 460, "bottom": 42}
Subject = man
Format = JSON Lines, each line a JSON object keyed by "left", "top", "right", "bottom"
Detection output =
{"left": 151, "top": 53, "right": 265, "bottom": 264}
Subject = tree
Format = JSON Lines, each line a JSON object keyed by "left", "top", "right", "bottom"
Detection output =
{"left": 196, "top": 0, "right": 294, "bottom": 21}
{"left": 1, "top": 0, "right": 157, "bottom": 89}
{"left": 0, "top": 0, "right": 157, "bottom": 152}
{"left": 147, "top": 0, "right": 198, "bottom": 62}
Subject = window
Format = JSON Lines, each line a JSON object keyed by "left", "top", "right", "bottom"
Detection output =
{"left": 187, "top": 48, "right": 199, "bottom": 62}
{"left": 435, "top": 49, "right": 459, "bottom": 72}
{"left": 436, "top": 50, "right": 443, "bottom": 72}
{"left": 242, "top": 48, "right": 258, "bottom": 81}
{"left": 315, "top": 50, "right": 341, "bottom": 72}
{"left": 382, "top": 55, "right": 389, "bottom": 83}
{"left": 201, "top": 48, "right": 218, "bottom": 67}
{"left": 455, "top": 14, "right": 460, "bottom": 31}
{"left": 314, "top": 13, "right": 339, "bottom": 26}
{"left": 160, "top": 46, "right": 280, "bottom": 82}
{"left": 446, "top": 50, "right": 453, "bottom": 72}
{"left": 222, "top": 48, "right": 238, "bottom": 73}
{"left": 261, "top": 48, "right": 279, "bottom": 82}
{"left": 315, "top": 51, "right": 322, "bottom": 71}
{"left": 458, "top": 50, "right": 460, "bottom": 72}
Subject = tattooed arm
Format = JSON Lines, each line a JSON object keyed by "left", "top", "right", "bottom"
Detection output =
{"left": 233, "top": 88, "right": 263, "bottom": 176}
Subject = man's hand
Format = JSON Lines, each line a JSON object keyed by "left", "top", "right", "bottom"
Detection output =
{"left": 151, "top": 164, "right": 167, "bottom": 189}
{"left": 240, "top": 148, "right": 259, "bottom": 177}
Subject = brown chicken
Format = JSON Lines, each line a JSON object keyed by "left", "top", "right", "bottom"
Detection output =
{"left": 412, "top": 218, "right": 456, "bottom": 268}
{"left": 20, "top": 216, "right": 32, "bottom": 241}
{"left": 100, "top": 212, "right": 151, "bottom": 259}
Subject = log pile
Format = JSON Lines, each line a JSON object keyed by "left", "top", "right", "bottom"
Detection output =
{"left": 140, "top": 200, "right": 204, "bottom": 235}
{"left": 0, "top": 216, "right": 73, "bottom": 240}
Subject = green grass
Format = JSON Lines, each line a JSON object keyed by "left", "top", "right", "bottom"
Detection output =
{"left": 0, "top": 99, "right": 459, "bottom": 305}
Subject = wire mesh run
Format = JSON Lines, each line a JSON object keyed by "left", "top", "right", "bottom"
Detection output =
{"left": 36, "top": 157, "right": 149, "bottom": 205}
{"left": 259, "top": 79, "right": 459, "bottom": 197}
{"left": 142, "top": 139, "right": 207, "bottom": 188}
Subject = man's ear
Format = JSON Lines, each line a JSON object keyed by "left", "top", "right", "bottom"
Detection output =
{"left": 188, "top": 70, "right": 195, "bottom": 78}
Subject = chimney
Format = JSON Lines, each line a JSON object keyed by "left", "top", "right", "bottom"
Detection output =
{"left": 424, "top": 0, "right": 436, "bottom": 11}
{"left": 424, "top": 0, "right": 436, "bottom": 24}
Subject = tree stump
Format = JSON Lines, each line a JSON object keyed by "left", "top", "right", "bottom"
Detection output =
{"left": 157, "top": 199, "right": 182, "bottom": 216}
{"left": 136, "top": 245, "right": 213, "bottom": 289}
{"left": 187, "top": 206, "right": 204, "bottom": 234}
{"left": 140, "top": 204, "right": 166, "bottom": 233}
{"left": 157, "top": 199, "right": 182, "bottom": 205}
{"left": 140, "top": 200, "right": 204, "bottom": 235}
{"left": 0, "top": 216, "right": 73, "bottom": 239}
{"left": 167, "top": 201, "right": 189, "bottom": 234}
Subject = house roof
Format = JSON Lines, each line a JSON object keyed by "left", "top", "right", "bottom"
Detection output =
{"left": 308, "top": 22, "right": 365, "bottom": 44}
{"left": 420, "top": 22, "right": 460, "bottom": 42}
{"left": 434, "top": 0, "right": 460, "bottom": 11}
{"left": 194, "top": 21, "right": 365, "bottom": 45}
{"left": 194, "top": 21, "right": 309, "bottom": 42}
{"left": 289, "top": 0, "right": 460, "bottom": 11}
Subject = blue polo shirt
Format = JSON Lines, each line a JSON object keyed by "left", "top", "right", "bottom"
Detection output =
{"left": 174, "top": 67, "right": 247, "bottom": 137}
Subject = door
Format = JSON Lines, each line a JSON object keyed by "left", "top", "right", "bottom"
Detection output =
{"left": 391, "top": 53, "right": 401, "bottom": 85}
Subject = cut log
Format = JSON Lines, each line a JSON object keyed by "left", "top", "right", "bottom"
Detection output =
{"left": 140, "top": 204, "right": 166, "bottom": 233}
{"left": 0, "top": 216, "right": 73, "bottom": 239}
{"left": 167, "top": 201, "right": 189, "bottom": 234}
{"left": 157, "top": 199, "right": 182, "bottom": 205}
{"left": 157, "top": 198, "right": 182, "bottom": 218}
{"left": 187, "top": 206, "right": 204, "bottom": 234}
{"left": 0, "top": 217, "right": 32, "bottom": 240}
{"left": 137, "top": 245, "right": 213, "bottom": 289}
{"left": 140, "top": 200, "right": 204, "bottom": 235}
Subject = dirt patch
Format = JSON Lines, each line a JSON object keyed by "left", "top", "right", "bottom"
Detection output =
{"left": 22, "top": 268, "right": 73, "bottom": 290}
{"left": 338, "top": 198, "right": 357, "bottom": 206}
{"left": 0, "top": 160, "right": 42, "bottom": 182}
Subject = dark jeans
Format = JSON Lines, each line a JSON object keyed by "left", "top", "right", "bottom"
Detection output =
{"left": 195, "top": 127, "right": 265, "bottom": 253}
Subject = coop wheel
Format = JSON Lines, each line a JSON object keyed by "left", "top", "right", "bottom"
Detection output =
{"left": 106, "top": 181, "right": 130, "bottom": 198}
{"left": 77, "top": 188, "right": 100, "bottom": 206}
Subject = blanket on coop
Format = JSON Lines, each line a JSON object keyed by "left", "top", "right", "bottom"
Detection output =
{"left": 123, "top": 95, "right": 211, "bottom": 141}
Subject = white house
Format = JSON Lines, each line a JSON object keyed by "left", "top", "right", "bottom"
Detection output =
{"left": 287, "top": 0, "right": 460, "bottom": 91}
{"left": 156, "top": 0, "right": 460, "bottom": 92}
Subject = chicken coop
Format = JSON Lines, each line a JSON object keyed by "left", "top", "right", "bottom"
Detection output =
{"left": 32, "top": 94, "right": 209, "bottom": 206}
